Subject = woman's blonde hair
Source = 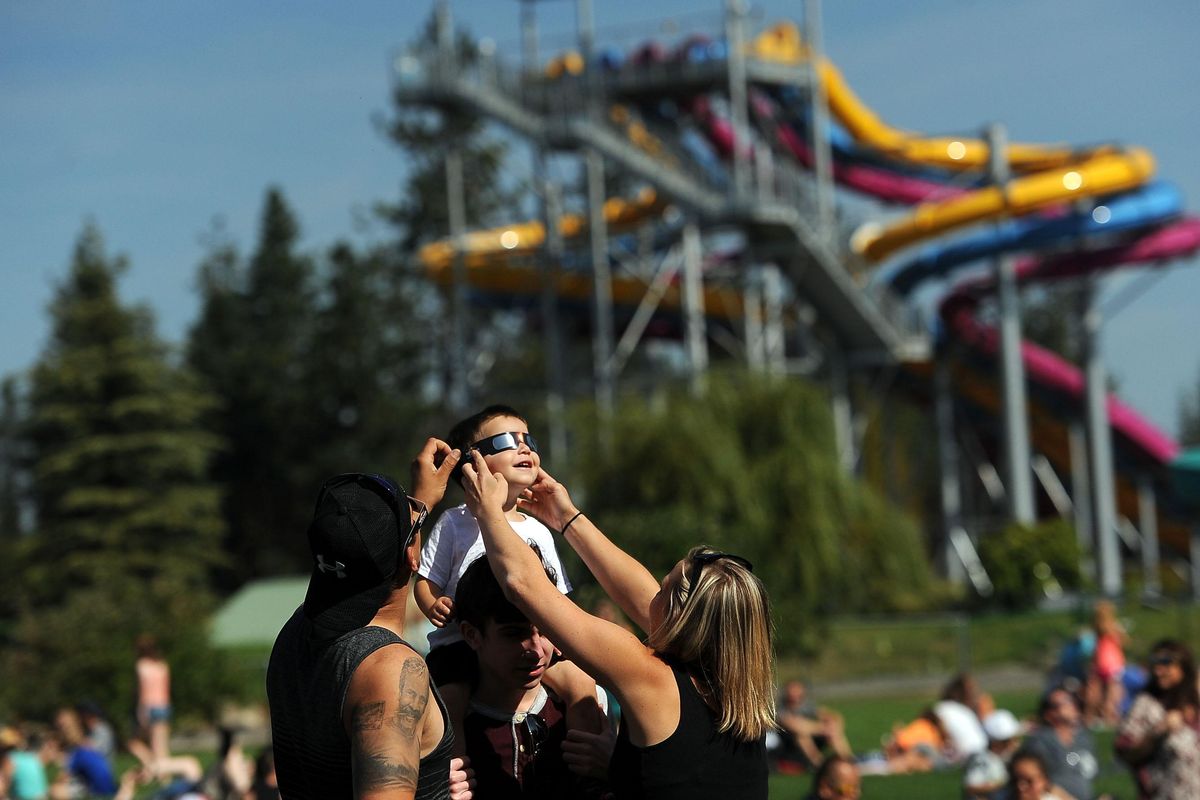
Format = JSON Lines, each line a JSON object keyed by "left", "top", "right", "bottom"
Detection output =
{"left": 645, "top": 545, "right": 776, "bottom": 741}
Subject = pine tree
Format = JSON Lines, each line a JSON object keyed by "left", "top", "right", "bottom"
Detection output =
{"left": 189, "top": 189, "right": 320, "bottom": 583}
{"left": 2, "top": 223, "right": 226, "bottom": 719}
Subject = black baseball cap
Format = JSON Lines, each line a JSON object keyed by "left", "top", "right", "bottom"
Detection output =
{"left": 302, "top": 473, "right": 424, "bottom": 641}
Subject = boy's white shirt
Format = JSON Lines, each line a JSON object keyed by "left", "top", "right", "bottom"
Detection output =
{"left": 418, "top": 503, "right": 572, "bottom": 650}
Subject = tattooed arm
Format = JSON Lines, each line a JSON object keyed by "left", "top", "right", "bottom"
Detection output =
{"left": 343, "top": 646, "right": 439, "bottom": 800}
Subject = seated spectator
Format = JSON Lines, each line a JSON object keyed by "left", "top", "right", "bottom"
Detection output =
{"left": 75, "top": 703, "right": 116, "bottom": 769}
{"left": 858, "top": 708, "right": 944, "bottom": 775}
{"left": 2, "top": 726, "right": 50, "bottom": 800}
{"left": 47, "top": 707, "right": 117, "bottom": 799}
{"left": 1024, "top": 686, "right": 1096, "bottom": 800}
{"left": 772, "top": 680, "right": 853, "bottom": 773}
{"left": 1114, "top": 639, "right": 1200, "bottom": 800}
{"left": 455, "top": 552, "right": 613, "bottom": 798}
{"left": 963, "top": 709, "right": 1023, "bottom": 800}
{"left": 1006, "top": 747, "right": 1077, "bottom": 800}
{"left": 935, "top": 673, "right": 989, "bottom": 760}
{"left": 804, "top": 754, "right": 860, "bottom": 800}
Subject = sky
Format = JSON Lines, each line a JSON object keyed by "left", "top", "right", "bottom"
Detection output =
{"left": 3, "top": 1, "right": 1198, "bottom": 439}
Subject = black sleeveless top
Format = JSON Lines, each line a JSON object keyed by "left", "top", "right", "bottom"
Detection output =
{"left": 267, "top": 607, "right": 454, "bottom": 800}
{"left": 608, "top": 661, "right": 767, "bottom": 800}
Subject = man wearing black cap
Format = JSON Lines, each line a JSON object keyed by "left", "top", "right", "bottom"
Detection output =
{"left": 267, "top": 438, "right": 466, "bottom": 800}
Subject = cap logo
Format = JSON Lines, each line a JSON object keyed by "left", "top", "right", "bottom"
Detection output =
{"left": 316, "top": 554, "right": 347, "bottom": 578}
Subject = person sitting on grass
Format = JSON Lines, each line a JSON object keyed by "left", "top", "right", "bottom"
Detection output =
{"left": 963, "top": 709, "right": 1023, "bottom": 800}
{"left": 772, "top": 679, "right": 853, "bottom": 774}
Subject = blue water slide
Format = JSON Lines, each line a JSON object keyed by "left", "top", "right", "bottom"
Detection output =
{"left": 885, "top": 181, "right": 1184, "bottom": 295}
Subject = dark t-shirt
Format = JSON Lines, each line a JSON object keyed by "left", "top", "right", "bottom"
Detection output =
{"left": 463, "top": 687, "right": 580, "bottom": 799}
{"left": 609, "top": 661, "right": 767, "bottom": 800}
{"left": 266, "top": 607, "right": 453, "bottom": 800}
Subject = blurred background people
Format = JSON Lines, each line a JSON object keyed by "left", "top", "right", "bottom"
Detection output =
{"left": 1114, "top": 639, "right": 1200, "bottom": 800}
{"left": 963, "top": 709, "right": 1023, "bottom": 800}
{"left": 1024, "top": 686, "right": 1096, "bottom": 800}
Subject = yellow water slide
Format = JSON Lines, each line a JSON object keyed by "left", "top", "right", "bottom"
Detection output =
{"left": 750, "top": 23, "right": 1156, "bottom": 263}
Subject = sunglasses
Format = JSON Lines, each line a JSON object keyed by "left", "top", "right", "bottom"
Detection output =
{"left": 471, "top": 431, "right": 539, "bottom": 457}
{"left": 1152, "top": 655, "right": 1180, "bottom": 667}
{"left": 521, "top": 712, "right": 549, "bottom": 762}
{"left": 687, "top": 551, "right": 753, "bottom": 596}
{"left": 317, "top": 472, "right": 428, "bottom": 551}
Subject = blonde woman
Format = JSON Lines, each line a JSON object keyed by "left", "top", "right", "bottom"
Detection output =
{"left": 461, "top": 456, "right": 774, "bottom": 799}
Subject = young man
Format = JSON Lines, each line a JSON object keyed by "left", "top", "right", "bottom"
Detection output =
{"left": 454, "top": 553, "right": 613, "bottom": 799}
{"left": 266, "top": 439, "right": 468, "bottom": 800}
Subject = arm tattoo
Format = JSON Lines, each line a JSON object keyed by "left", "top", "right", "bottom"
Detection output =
{"left": 392, "top": 657, "right": 430, "bottom": 739}
{"left": 350, "top": 701, "right": 385, "bottom": 732}
{"left": 353, "top": 749, "right": 419, "bottom": 793}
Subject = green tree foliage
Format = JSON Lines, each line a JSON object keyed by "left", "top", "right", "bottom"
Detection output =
{"left": 306, "top": 241, "right": 438, "bottom": 477}
{"left": 1, "top": 224, "right": 228, "bottom": 721}
{"left": 977, "top": 518, "right": 1082, "bottom": 610}
{"left": 189, "top": 191, "right": 445, "bottom": 584}
{"left": 189, "top": 189, "right": 321, "bottom": 582}
{"left": 569, "top": 372, "right": 941, "bottom": 654}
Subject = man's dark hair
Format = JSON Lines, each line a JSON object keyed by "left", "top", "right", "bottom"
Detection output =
{"left": 456, "top": 546, "right": 554, "bottom": 631}
{"left": 447, "top": 404, "right": 527, "bottom": 483}
{"left": 808, "top": 755, "right": 854, "bottom": 797}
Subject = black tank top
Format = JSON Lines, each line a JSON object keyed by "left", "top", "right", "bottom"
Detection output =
{"left": 267, "top": 607, "right": 454, "bottom": 800}
{"left": 608, "top": 661, "right": 767, "bottom": 800}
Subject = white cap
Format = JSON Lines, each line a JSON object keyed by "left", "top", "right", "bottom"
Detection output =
{"left": 983, "top": 709, "right": 1021, "bottom": 741}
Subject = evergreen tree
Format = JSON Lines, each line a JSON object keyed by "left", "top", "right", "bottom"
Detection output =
{"left": 188, "top": 189, "right": 320, "bottom": 583}
{"left": 305, "top": 241, "right": 438, "bottom": 478}
{"left": 2, "top": 224, "right": 226, "bottom": 720}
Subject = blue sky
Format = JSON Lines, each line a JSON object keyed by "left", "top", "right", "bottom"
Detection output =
{"left": 2, "top": 1, "right": 1198, "bottom": 438}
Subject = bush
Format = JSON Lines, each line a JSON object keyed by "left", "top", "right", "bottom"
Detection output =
{"left": 977, "top": 518, "right": 1082, "bottom": 610}
{"left": 567, "top": 371, "right": 944, "bottom": 654}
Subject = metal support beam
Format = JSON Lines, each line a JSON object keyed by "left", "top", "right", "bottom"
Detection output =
{"left": 1081, "top": 281, "right": 1121, "bottom": 596}
{"left": 681, "top": 223, "right": 709, "bottom": 395}
{"left": 935, "top": 358, "right": 966, "bottom": 584}
{"left": 445, "top": 148, "right": 469, "bottom": 412}
{"left": 762, "top": 265, "right": 786, "bottom": 375}
{"left": 743, "top": 269, "right": 765, "bottom": 371}
{"left": 1138, "top": 475, "right": 1161, "bottom": 598}
{"left": 830, "top": 348, "right": 856, "bottom": 474}
{"left": 586, "top": 148, "right": 615, "bottom": 427}
{"left": 725, "top": 0, "right": 751, "bottom": 201}
{"left": 1068, "top": 420, "right": 1095, "bottom": 581}
{"left": 539, "top": 176, "right": 568, "bottom": 469}
{"left": 804, "top": 0, "right": 834, "bottom": 238}
{"left": 987, "top": 123, "right": 1035, "bottom": 526}
{"left": 1192, "top": 523, "right": 1200, "bottom": 602}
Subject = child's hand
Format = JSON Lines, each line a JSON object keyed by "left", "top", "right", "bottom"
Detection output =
{"left": 429, "top": 595, "right": 455, "bottom": 628}
{"left": 461, "top": 450, "right": 508, "bottom": 519}
{"left": 517, "top": 467, "right": 579, "bottom": 532}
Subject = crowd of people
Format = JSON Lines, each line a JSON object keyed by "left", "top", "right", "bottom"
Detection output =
{"left": 768, "top": 624, "right": 1199, "bottom": 799}
{"left": 4, "top": 403, "right": 1198, "bottom": 799}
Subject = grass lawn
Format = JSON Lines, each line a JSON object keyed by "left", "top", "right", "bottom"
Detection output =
{"left": 768, "top": 689, "right": 1137, "bottom": 799}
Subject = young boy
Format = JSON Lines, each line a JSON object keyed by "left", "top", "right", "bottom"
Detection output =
{"left": 455, "top": 552, "right": 614, "bottom": 798}
{"left": 416, "top": 404, "right": 602, "bottom": 755}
